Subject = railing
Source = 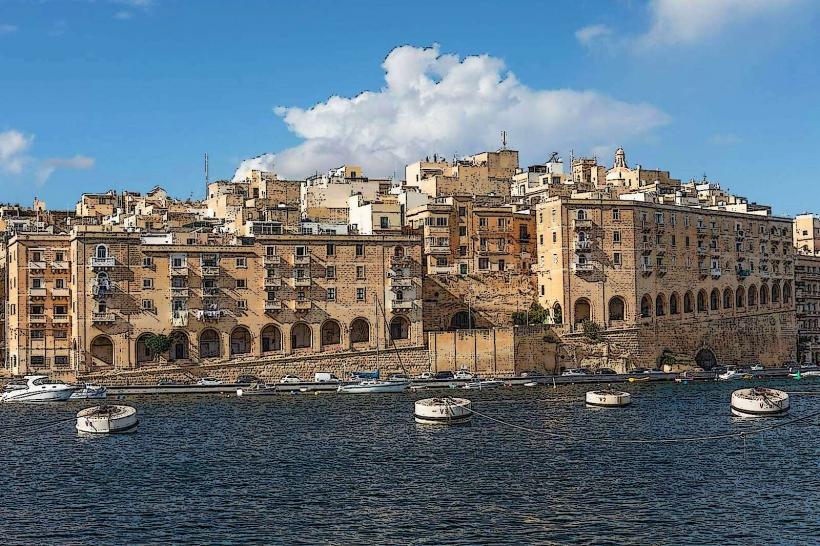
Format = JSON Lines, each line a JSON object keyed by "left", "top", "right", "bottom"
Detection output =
{"left": 92, "top": 312, "right": 116, "bottom": 322}
{"left": 656, "top": 244, "right": 667, "bottom": 254}
{"left": 264, "top": 301, "right": 281, "bottom": 310}
{"left": 194, "top": 309, "right": 224, "bottom": 321}
{"left": 292, "top": 255, "right": 310, "bottom": 265}
{"left": 201, "top": 266, "right": 220, "bottom": 276}
{"left": 657, "top": 265, "right": 668, "bottom": 275}
{"left": 573, "top": 219, "right": 593, "bottom": 229}
{"left": 50, "top": 261, "right": 69, "bottom": 270}
{"left": 292, "top": 300, "right": 311, "bottom": 310}
{"left": 52, "top": 288, "right": 70, "bottom": 297}
{"left": 640, "top": 263, "right": 653, "bottom": 274}
{"left": 30, "top": 314, "right": 46, "bottom": 322}
{"left": 172, "top": 310, "right": 188, "bottom": 327}
{"left": 392, "top": 300, "right": 414, "bottom": 310}
{"left": 170, "top": 287, "right": 190, "bottom": 297}
{"left": 264, "top": 277, "right": 282, "bottom": 287}
{"left": 203, "top": 287, "right": 220, "bottom": 296}
{"left": 711, "top": 268, "right": 722, "bottom": 277}
{"left": 89, "top": 257, "right": 115, "bottom": 268}
{"left": 292, "top": 277, "right": 311, "bottom": 287}
{"left": 170, "top": 264, "right": 188, "bottom": 276}
{"left": 28, "top": 288, "right": 47, "bottom": 297}
{"left": 27, "top": 261, "right": 47, "bottom": 270}
{"left": 391, "top": 277, "right": 413, "bottom": 288}
{"left": 574, "top": 240, "right": 591, "bottom": 251}
{"left": 428, "top": 245, "right": 450, "bottom": 254}
{"left": 572, "top": 262, "right": 595, "bottom": 273}
{"left": 53, "top": 314, "right": 69, "bottom": 323}
{"left": 264, "top": 255, "right": 281, "bottom": 266}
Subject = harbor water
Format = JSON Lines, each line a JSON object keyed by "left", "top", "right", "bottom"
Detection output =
{"left": 1, "top": 379, "right": 818, "bottom": 545}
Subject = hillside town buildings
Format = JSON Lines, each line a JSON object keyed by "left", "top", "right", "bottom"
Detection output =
{"left": 0, "top": 144, "right": 813, "bottom": 379}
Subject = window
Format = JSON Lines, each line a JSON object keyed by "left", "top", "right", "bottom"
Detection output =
{"left": 459, "top": 226, "right": 467, "bottom": 237}
{"left": 54, "top": 330, "right": 67, "bottom": 339}
{"left": 31, "top": 330, "right": 44, "bottom": 339}
{"left": 435, "top": 217, "right": 448, "bottom": 226}
{"left": 236, "top": 257, "right": 247, "bottom": 268}
{"left": 32, "top": 277, "right": 43, "bottom": 288}
{"left": 32, "top": 251, "right": 43, "bottom": 261}
{"left": 30, "top": 356, "right": 45, "bottom": 366}
{"left": 143, "top": 278, "right": 153, "bottom": 289}
{"left": 95, "top": 245, "right": 108, "bottom": 259}
{"left": 356, "top": 266, "right": 365, "bottom": 279}
{"left": 356, "top": 287, "right": 366, "bottom": 301}
{"left": 479, "top": 258, "right": 489, "bottom": 270}
{"left": 142, "top": 299, "right": 153, "bottom": 310}
{"left": 327, "top": 288, "right": 336, "bottom": 301}
{"left": 498, "top": 259, "right": 506, "bottom": 271}
{"left": 55, "top": 356, "right": 69, "bottom": 366}
{"left": 326, "top": 244, "right": 335, "bottom": 256}
{"left": 143, "top": 256, "right": 153, "bottom": 267}
{"left": 613, "top": 252, "right": 621, "bottom": 265}
{"left": 326, "top": 265, "right": 336, "bottom": 279}
{"left": 436, "top": 257, "right": 448, "bottom": 266}
{"left": 458, "top": 207, "right": 467, "bottom": 217}
{"left": 172, "top": 256, "right": 185, "bottom": 268}
{"left": 55, "top": 305, "right": 67, "bottom": 315}
{"left": 237, "top": 299, "right": 247, "bottom": 310}
{"left": 236, "top": 279, "right": 247, "bottom": 289}
{"left": 55, "top": 278, "right": 64, "bottom": 289}
{"left": 459, "top": 264, "right": 468, "bottom": 275}
{"left": 355, "top": 244, "right": 364, "bottom": 257}
{"left": 380, "top": 217, "right": 389, "bottom": 229}
{"left": 613, "top": 231, "right": 621, "bottom": 243}
{"left": 552, "top": 232, "right": 557, "bottom": 243}
{"left": 266, "top": 246, "right": 276, "bottom": 256}
{"left": 612, "top": 209, "right": 620, "bottom": 220}
{"left": 479, "top": 217, "right": 488, "bottom": 228}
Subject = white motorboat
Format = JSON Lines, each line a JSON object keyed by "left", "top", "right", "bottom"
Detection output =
{"left": 76, "top": 405, "right": 138, "bottom": 434}
{"left": 70, "top": 384, "right": 108, "bottom": 400}
{"left": 801, "top": 370, "right": 820, "bottom": 377}
{"left": 750, "top": 365, "right": 764, "bottom": 371}
{"left": 236, "top": 382, "right": 278, "bottom": 397}
{"left": 461, "top": 379, "right": 503, "bottom": 390}
{"left": 718, "top": 368, "right": 741, "bottom": 381}
{"left": 337, "top": 380, "right": 409, "bottom": 394}
{"left": 1, "top": 375, "right": 78, "bottom": 403}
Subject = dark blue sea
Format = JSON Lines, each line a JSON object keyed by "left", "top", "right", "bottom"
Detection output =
{"left": 1, "top": 379, "right": 818, "bottom": 545}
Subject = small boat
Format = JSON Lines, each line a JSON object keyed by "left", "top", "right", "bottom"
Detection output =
{"left": 236, "top": 383, "right": 278, "bottom": 397}
{"left": 461, "top": 380, "right": 503, "bottom": 390}
{"left": 718, "top": 368, "right": 741, "bottom": 381}
{"left": 337, "top": 380, "right": 409, "bottom": 394}
{"left": 196, "top": 377, "right": 222, "bottom": 386}
{"left": 414, "top": 397, "right": 472, "bottom": 424}
{"left": 750, "top": 365, "right": 764, "bottom": 371}
{"left": 1, "top": 375, "right": 78, "bottom": 403}
{"left": 523, "top": 381, "right": 538, "bottom": 387}
{"left": 76, "top": 405, "right": 138, "bottom": 434}
{"left": 627, "top": 376, "right": 649, "bottom": 383}
{"left": 70, "top": 384, "right": 108, "bottom": 400}
{"left": 801, "top": 370, "right": 820, "bottom": 377}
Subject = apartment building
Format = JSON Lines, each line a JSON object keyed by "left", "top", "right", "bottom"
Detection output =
{"left": 794, "top": 253, "right": 820, "bottom": 364}
{"left": 405, "top": 149, "right": 518, "bottom": 197}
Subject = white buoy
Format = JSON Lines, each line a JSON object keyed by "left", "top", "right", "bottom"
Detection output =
{"left": 731, "top": 387, "right": 790, "bottom": 418}
{"left": 76, "top": 405, "right": 138, "bottom": 434}
{"left": 585, "top": 390, "right": 631, "bottom": 407}
{"left": 414, "top": 397, "right": 472, "bottom": 425}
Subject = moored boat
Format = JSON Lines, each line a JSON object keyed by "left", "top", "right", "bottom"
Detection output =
{"left": 337, "top": 380, "right": 409, "bottom": 394}
{"left": 414, "top": 397, "right": 472, "bottom": 424}
{"left": 460, "top": 379, "right": 503, "bottom": 390}
{"left": 718, "top": 368, "right": 741, "bottom": 381}
{"left": 70, "top": 384, "right": 108, "bottom": 400}
{"left": 1, "top": 375, "right": 78, "bottom": 403}
{"left": 76, "top": 405, "right": 139, "bottom": 434}
{"left": 236, "top": 383, "right": 278, "bottom": 397}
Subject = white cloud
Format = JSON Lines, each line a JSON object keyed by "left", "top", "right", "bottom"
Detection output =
{"left": 0, "top": 130, "right": 34, "bottom": 174}
{"left": 577, "top": 0, "right": 801, "bottom": 51}
{"left": 36, "top": 155, "right": 95, "bottom": 184}
{"left": 0, "top": 24, "right": 17, "bottom": 34}
{"left": 708, "top": 133, "right": 741, "bottom": 146}
{"left": 114, "top": 11, "right": 133, "bottom": 20}
{"left": 236, "top": 45, "right": 669, "bottom": 180}
{"left": 233, "top": 153, "right": 276, "bottom": 181}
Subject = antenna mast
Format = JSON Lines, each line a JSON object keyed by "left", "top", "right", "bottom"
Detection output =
{"left": 501, "top": 130, "right": 507, "bottom": 150}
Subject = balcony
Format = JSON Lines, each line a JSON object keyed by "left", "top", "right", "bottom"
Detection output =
{"left": 89, "top": 257, "right": 115, "bottom": 268}
{"left": 657, "top": 265, "right": 668, "bottom": 275}
{"left": 656, "top": 245, "right": 667, "bottom": 255}
{"left": 170, "top": 287, "right": 190, "bottom": 298}
{"left": 697, "top": 247, "right": 707, "bottom": 255}
{"left": 194, "top": 309, "right": 224, "bottom": 321}
{"left": 391, "top": 277, "right": 413, "bottom": 288}
{"left": 264, "top": 300, "right": 282, "bottom": 311}
{"left": 30, "top": 314, "right": 46, "bottom": 322}
{"left": 573, "top": 219, "right": 593, "bottom": 229}
{"left": 201, "top": 266, "right": 220, "bottom": 277}
{"left": 292, "top": 300, "right": 311, "bottom": 311}
{"left": 711, "top": 268, "right": 722, "bottom": 278}
{"left": 28, "top": 288, "right": 47, "bottom": 297}
{"left": 392, "top": 299, "right": 414, "bottom": 310}
{"left": 27, "top": 261, "right": 46, "bottom": 270}
{"left": 264, "top": 277, "right": 282, "bottom": 288}
{"left": 428, "top": 244, "right": 451, "bottom": 255}
{"left": 170, "top": 264, "right": 188, "bottom": 276}
{"left": 52, "top": 288, "right": 70, "bottom": 298}
{"left": 641, "top": 243, "right": 652, "bottom": 255}
{"left": 574, "top": 240, "right": 591, "bottom": 252}
{"left": 572, "top": 262, "right": 595, "bottom": 274}
{"left": 640, "top": 264, "right": 653, "bottom": 275}
{"left": 760, "top": 270, "right": 771, "bottom": 278}
{"left": 92, "top": 312, "right": 116, "bottom": 323}
{"left": 292, "top": 276, "right": 311, "bottom": 287}
{"left": 699, "top": 266, "right": 709, "bottom": 277}
{"left": 264, "top": 255, "right": 281, "bottom": 266}
{"left": 51, "top": 261, "right": 70, "bottom": 270}
{"left": 202, "top": 287, "right": 220, "bottom": 296}
{"left": 391, "top": 255, "right": 412, "bottom": 267}
{"left": 696, "top": 225, "right": 707, "bottom": 234}
{"left": 172, "top": 310, "right": 188, "bottom": 327}
{"left": 92, "top": 280, "right": 114, "bottom": 298}
{"left": 428, "top": 265, "right": 454, "bottom": 275}
{"left": 53, "top": 314, "right": 69, "bottom": 323}
{"left": 737, "top": 269, "right": 751, "bottom": 280}
{"left": 292, "top": 255, "right": 310, "bottom": 265}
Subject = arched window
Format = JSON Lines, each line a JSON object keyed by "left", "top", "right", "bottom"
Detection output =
{"left": 669, "top": 293, "right": 679, "bottom": 315}
{"left": 578, "top": 231, "right": 587, "bottom": 242}
{"left": 389, "top": 316, "right": 410, "bottom": 340}
{"left": 640, "top": 295, "right": 652, "bottom": 318}
{"left": 760, "top": 284, "right": 769, "bottom": 305}
{"left": 697, "top": 290, "right": 707, "bottom": 312}
{"left": 771, "top": 283, "right": 781, "bottom": 304}
{"left": 291, "top": 323, "right": 312, "bottom": 349}
{"left": 655, "top": 294, "right": 666, "bottom": 316}
{"left": 90, "top": 335, "right": 114, "bottom": 368}
{"left": 261, "top": 324, "right": 282, "bottom": 353}
{"left": 393, "top": 246, "right": 405, "bottom": 257}
{"left": 577, "top": 209, "right": 587, "bottom": 220}
{"left": 748, "top": 285, "right": 758, "bottom": 306}
{"left": 684, "top": 291, "right": 694, "bottom": 313}
{"left": 450, "top": 311, "right": 475, "bottom": 330}
{"left": 230, "top": 326, "right": 252, "bottom": 356}
{"left": 710, "top": 289, "right": 719, "bottom": 311}
{"left": 136, "top": 333, "right": 155, "bottom": 364}
{"left": 199, "top": 329, "right": 220, "bottom": 358}
{"left": 735, "top": 286, "right": 745, "bottom": 308}
{"left": 350, "top": 318, "right": 370, "bottom": 343}
{"left": 169, "top": 331, "right": 189, "bottom": 361}
{"left": 723, "top": 288, "right": 733, "bottom": 309}
{"left": 552, "top": 303, "right": 563, "bottom": 325}
{"left": 574, "top": 298, "right": 591, "bottom": 324}
{"left": 320, "top": 320, "right": 342, "bottom": 346}
{"left": 608, "top": 297, "right": 625, "bottom": 321}
{"left": 95, "top": 244, "right": 108, "bottom": 259}
{"left": 783, "top": 282, "right": 792, "bottom": 304}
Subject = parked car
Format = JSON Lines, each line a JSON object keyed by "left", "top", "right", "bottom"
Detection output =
{"left": 645, "top": 368, "right": 665, "bottom": 375}
{"left": 236, "top": 374, "right": 260, "bottom": 384}
{"left": 196, "top": 377, "right": 222, "bottom": 386}
{"left": 595, "top": 368, "right": 617, "bottom": 375}
{"left": 629, "top": 367, "right": 649, "bottom": 374}
{"left": 388, "top": 373, "right": 409, "bottom": 381}
{"left": 279, "top": 375, "right": 301, "bottom": 384}
{"left": 415, "top": 372, "right": 433, "bottom": 380}
{"left": 433, "top": 371, "right": 455, "bottom": 380}
{"left": 157, "top": 379, "right": 182, "bottom": 386}
{"left": 519, "top": 370, "right": 539, "bottom": 378}
{"left": 314, "top": 372, "right": 340, "bottom": 382}
{"left": 454, "top": 370, "right": 474, "bottom": 380}
{"left": 561, "top": 368, "right": 587, "bottom": 376}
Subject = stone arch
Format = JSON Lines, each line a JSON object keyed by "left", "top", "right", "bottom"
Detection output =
{"left": 669, "top": 292, "right": 680, "bottom": 315}
{"left": 655, "top": 294, "right": 666, "bottom": 316}
{"left": 608, "top": 296, "right": 625, "bottom": 321}
{"left": 723, "top": 287, "right": 733, "bottom": 309}
{"left": 710, "top": 288, "right": 720, "bottom": 311}
{"left": 735, "top": 286, "right": 745, "bottom": 308}
{"left": 169, "top": 331, "right": 189, "bottom": 361}
{"left": 291, "top": 322, "right": 312, "bottom": 350}
{"left": 771, "top": 282, "right": 781, "bottom": 304}
{"left": 577, "top": 209, "right": 587, "bottom": 220}
{"left": 390, "top": 316, "right": 410, "bottom": 340}
{"left": 695, "top": 348, "right": 718, "bottom": 371}
{"left": 90, "top": 335, "right": 114, "bottom": 368}
{"left": 350, "top": 318, "right": 370, "bottom": 344}
{"left": 320, "top": 319, "right": 342, "bottom": 347}
{"left": 199, "top": 328, "right": 221, "bottom": 358}
{"left": 552, "top": 303, "right": 563, "bottom": 324}
{"left": 684, "top": 291, "right": 694, "bottom": 313}
{"left": 760, "top": 284, "right": 769, "bottom": 305}
{"left": 135, "top": 333, "right": 155, "bottom": 364}
{"left": 748, "top": 284, "right": 758, "bottom": 306}
{"left": 783, "top": 281, "right": 792, "bottom": 304}
{"left": 230, "top": 326, "right": 252, "bottom": 356}
{"left": 95, "top": 244, "right": 109, "bottom": 259}
{"left": 697, "top": 290, "right": 707, "bottom": 312}
{"left": 640, "top": 294, "right": 652, "bottom": 318}
{"left": 574, "top": 298, "right": 592, "bottom": 324}
{"left": 450, "top": 310, "right": 476, "bottom": 330}
{"left": 261, "top": 324, "right": 283, "bottom": 353}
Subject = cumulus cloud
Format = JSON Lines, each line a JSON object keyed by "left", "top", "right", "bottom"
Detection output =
{"left": 233, "top": 153, "right": 276, "bottom": 181}
{"left": 0, "top": 129, "right": 94, "bottom": 184}
{"left": 235, "top": 45, "right": 669, "bottom": 180}
{"left": 578, "top": 0, "right": 801, "bottom": 51}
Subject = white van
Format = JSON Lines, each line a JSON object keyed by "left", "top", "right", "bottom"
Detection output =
{"left": 314, "top": 372, "right": 340, "bottom": 383}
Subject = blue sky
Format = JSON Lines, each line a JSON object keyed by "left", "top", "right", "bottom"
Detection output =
{"left": 1, "top": 0, "right": 819, "bottom": 215}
